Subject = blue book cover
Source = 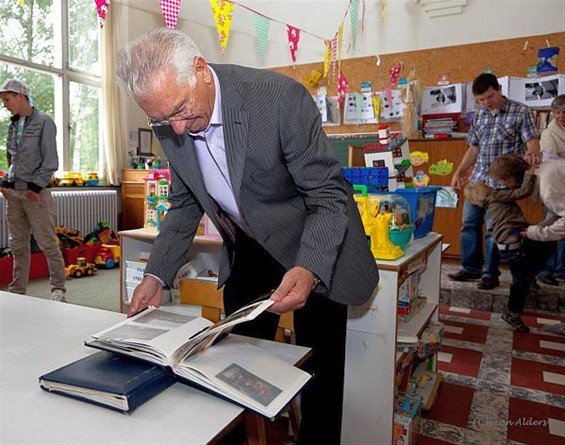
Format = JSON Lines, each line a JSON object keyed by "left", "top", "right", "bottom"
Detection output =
{"left": 39, "top": 351, "right": 175, "bottom": 413}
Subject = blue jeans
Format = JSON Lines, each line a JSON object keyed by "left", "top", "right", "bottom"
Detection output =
{"left": 539, "top": 239, "right": 565, "bottom": 279}
{"left": 460, "top": 201, "right": 500, "bottom": 279}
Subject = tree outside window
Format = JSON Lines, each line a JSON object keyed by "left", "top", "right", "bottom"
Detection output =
{"left": 0, "top": 0, "right": 102, "bottom": 179}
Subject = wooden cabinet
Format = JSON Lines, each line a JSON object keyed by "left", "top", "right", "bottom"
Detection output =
{"left": 409, "top": 139, "right": 544, "bottom": 258}
{"left": 342, "top": 233, "right": 443, "bottom": 444}
{"left": 121, "top": 169, "right": 148, "bottom": 230}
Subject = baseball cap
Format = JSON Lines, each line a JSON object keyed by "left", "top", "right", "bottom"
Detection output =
{"left": 0, "top": 79, "right": 30, "bottom": 96}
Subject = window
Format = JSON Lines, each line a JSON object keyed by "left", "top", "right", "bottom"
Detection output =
{"left": 0, "top": 0, "right": 102, "bottom": 177}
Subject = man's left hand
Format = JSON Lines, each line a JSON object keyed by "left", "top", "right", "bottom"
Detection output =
{"left": 269, "top": 266, "right": 317, "bottom": 313}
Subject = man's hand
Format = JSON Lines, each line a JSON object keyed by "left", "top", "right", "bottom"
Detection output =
{"left": 127, "top": 275, "right": 164, "bottom": 317}
{"left": 0, "top": 187, "right": 9, "bottom": 199}
{"left": 269, "top": 266, "right": 318, "bottom": 314}
{"left": 450, "top": 171, "right": 467, "bottom": 193}
{"left": 524, "top": 152, "right": 542, "bottom": 167}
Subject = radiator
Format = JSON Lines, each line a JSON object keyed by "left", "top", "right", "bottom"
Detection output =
{"left": 0, "top": 190, "right": 118, "bottom": 248}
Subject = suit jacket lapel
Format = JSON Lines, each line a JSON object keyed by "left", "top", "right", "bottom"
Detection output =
{"left": 213, "top": 65, "right": 248, "bottom": 205}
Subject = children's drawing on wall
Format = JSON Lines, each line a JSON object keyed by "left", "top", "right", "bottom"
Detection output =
{"left": 524, "top": 79, "right": 559, "bottom": 102}
{"left": 409, "top": 151, "right": 429, "bottom": 167}
{"left": 436, "top": 187, "right": 458, "bottom": 208}
{"left": 379, "top": 90, "right": 403, "bottom": 121}
{"left": 421, "top": 84, "right": 463, "bottom": 115}
{"left": 313, "top": 88, "right": 340, "bottom": 126}
{"left": 429, "top": 159, "right": 454, "bottom": 176}
{"left": 343, "top": 91, "right": 378, "bottom": 124}
{"left": 413, "top": 170, "right": 430, "bottom": 188}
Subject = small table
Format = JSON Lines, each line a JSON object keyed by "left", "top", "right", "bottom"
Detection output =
{"left": 0, "top": 292, "right": 309, "bottom": 445}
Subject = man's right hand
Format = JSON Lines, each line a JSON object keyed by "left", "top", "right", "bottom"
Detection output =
{"left": 128, "top": 275, "right": 164, "bottom": 317}
{"left": 0, "top": 188, "right": 9, "bottom": 199}
{"left": 451, "top": 171, "right": 466, "bottom": 193}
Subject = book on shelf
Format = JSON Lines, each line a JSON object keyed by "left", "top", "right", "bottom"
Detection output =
{"left": 85, "top": 298, "right": 311, "bottom": 418}
{"left": 39, "top": 351, "right": 175, "bottom": 413}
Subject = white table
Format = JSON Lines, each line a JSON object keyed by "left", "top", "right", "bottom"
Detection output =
{"left": 0, "top": 292, "right": 309, "bottom": 445}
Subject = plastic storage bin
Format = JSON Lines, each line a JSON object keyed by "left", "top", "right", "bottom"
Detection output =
{"left": 391, "top": 186, "right": 440, "bottom": 239}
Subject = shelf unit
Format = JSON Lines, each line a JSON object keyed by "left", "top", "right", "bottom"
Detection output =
{"left": 341, "top": 232, "right": 443, "bottom": 445}
{"left": 118, "top": 229, "right": 222, "bottom": 313}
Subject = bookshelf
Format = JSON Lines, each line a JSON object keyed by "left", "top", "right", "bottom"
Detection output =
{"left": 342, "top": 232, "right": 443, "bottom": 444}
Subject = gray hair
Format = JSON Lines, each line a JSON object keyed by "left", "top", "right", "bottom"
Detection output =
{"left": 116, "top": 27, "right": 202, "bottom": 102}
{"left": 551, "top": 94, "right": 565, "bottom": 111}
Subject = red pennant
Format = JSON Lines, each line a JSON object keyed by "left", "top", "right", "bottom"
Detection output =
{"left": 160, "top": 0, "right": 181, "bottom": 29}
{"left": 287, "top": 25, "right": 301, "bottom": 63}
{"left": 94, "top": 0, "right": 110, "bottom": 28}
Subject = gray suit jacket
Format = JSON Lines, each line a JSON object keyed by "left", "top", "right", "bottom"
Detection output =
{"left": 145, "top": 64, "right": 378, "bottom": 305}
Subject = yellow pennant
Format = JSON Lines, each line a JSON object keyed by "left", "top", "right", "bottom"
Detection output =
{"left": 210, "top": 0, "right": 235, "bottom": 52}
{"left": 323, "top": 40, "right": 331, "bottom": 78}
{"left": 382, "top": 0, "right": 387, "bottom": 22}
{"left": 19, "top": 0, "right": 25, "bottom": 5}
{"left": 372, "top": 94, "right": 381, "bottom": 124}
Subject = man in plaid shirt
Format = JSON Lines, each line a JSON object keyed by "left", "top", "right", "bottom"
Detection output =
{"left": 449, "top": 73, "right": 540, "bottom": 290}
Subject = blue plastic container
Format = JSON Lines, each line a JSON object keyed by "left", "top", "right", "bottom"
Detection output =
{"left": 391, "top": 186, "right": 440, "bottom": 239}
{"left": 343, "top": 167, "right": 389, "bottom": 193}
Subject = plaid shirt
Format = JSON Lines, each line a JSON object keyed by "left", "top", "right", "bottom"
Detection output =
{"left": 467, "top": 98, "right": 538, "bottom": 188}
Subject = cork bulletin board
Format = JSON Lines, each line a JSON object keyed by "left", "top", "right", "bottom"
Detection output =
{"left": 270, "top": 32, "right": 565, "bottom": 135}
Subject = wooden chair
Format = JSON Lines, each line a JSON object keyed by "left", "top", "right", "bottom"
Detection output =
{"left": 177, "top": 278, "right": 299, "bottom": 444}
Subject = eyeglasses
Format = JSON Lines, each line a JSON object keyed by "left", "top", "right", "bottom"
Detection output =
{"left": 146, "top": 87, "right": 194, "bottom": 128}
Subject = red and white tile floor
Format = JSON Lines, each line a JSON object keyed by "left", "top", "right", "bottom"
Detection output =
{"left": 419, "top": 305, "right": 565, "bottom": 445}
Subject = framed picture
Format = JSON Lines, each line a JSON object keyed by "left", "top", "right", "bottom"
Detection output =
{"left": 138, "top": 128, "right": 153, "bottom": 156}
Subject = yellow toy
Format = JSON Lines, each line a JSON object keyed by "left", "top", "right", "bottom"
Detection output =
{"left": 353, "top": 185, "right": 405, "bottom": 260}
{"left": 370, "top": 211, "right": 404, "bottom": 260}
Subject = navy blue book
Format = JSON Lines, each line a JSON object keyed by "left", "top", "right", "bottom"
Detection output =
{"left": 39, "top": 351, "right": 175, "bottom": 413}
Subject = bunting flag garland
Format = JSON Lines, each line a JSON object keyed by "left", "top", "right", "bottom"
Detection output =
{"left": 210, "top": 0, "right": 235, "bottom": 53}
{"left": 349, "top": 0, "right": 360, "bottom": 53}
{"left": 159, "top": 0, "right": 181, "bottom": 29}
{"left": 94, "top": 0, "right": 111, "bottom": 28}
{"left": 287, "top": 25, "right": 301, "bottom": 63}
{"left": 337, "top": 71, "right": 349, "bottom": 104}
{"left": 252, "top": 13, "right": 270, "bottom": 61}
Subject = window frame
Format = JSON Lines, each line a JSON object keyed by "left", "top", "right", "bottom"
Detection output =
{"left": 0, "top": 0, "right": 104, "bottom": 175}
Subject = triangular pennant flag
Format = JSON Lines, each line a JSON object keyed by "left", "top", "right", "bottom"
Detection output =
{"left": 330, "top": 36, "right": 339, "bottom": 80}
{"left": 210, "top": 0, "right": 235, "bottom": 53}
{"left": 19, "top": 0, "right": 25, "bottom": 5}
{"left": 382, "top": 0, "right": 388, "bottom": 22}
{"left": 323, "top": 40, "right": 332, "bottom": 78}
{"left": 337, "top": 22, "right": 344, "bottom": 68}
{"left": 337, "top": 71, "right": 348, "bottom": 104}
{"left": 160, "top": 0, "right": 181, "bottom": 29}
{"left": 350, "top": 0, "right": 360, "bottom": 52}
{"left": 252, "top": 13, "right": 270, "bottom": 61}
{"left": 287, "top": 25, "right": 301, "bottom": 63}
{"left": 94, "top": 0, "right": 111, "bottom": 28}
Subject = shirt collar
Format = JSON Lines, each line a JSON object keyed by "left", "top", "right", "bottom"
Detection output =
{"left": 189, "top": 66, "right": 222, "bottom": 138}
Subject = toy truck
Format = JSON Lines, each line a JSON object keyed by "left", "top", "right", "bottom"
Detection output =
{"left": 93, "top": 244, "right": 120, "bottom": 269}
{"left": 65, "top": 257, "right": 97, "bottom": 278}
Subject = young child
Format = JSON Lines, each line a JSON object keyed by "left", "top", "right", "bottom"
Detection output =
{"left": 464, "top": 155, "right": 556, "bottom": 332}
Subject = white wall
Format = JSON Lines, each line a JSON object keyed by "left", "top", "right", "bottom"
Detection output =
{"left": 120, "top": 0, "right": 565, "bottom": 67}
{"left": 116, "top": 0, "right": 564, "bottom": 162}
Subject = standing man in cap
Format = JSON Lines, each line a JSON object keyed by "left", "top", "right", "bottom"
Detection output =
{"left": 0, "top": 79, "right": 67, "bottom": 302}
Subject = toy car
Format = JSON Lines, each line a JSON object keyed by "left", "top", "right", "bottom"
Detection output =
{"left": 59, "top": 172, "right": 84, "bottom": 187}
{"left": 65, "top": 257, "right": 97, "bottom": 278}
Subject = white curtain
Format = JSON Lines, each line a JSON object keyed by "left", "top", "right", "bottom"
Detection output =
{"left": 101, "top": 2, "right": 127, "bottom": 186}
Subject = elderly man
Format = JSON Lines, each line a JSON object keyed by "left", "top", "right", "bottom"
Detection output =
{"left": 116, "top": 28, "right": 379, "bottom": 444}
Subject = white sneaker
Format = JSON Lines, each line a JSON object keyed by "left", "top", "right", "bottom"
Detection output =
{"left": 51, "top": 289, "right": 67, "bottom": 303}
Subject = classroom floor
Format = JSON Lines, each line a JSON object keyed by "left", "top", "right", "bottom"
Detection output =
{"left": 419, "top": 303, "right": 565, "bottom": 445}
